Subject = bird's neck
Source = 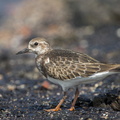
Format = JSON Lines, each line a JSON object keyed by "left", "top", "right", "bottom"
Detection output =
{"left": 35, "top": 52, "right": 46, "bottom": 59}
{"left": 35, "top": 49, "right": 52, "bottom": 62}
{"left": 36, "top": 47, "right": 52, "bottom": 56}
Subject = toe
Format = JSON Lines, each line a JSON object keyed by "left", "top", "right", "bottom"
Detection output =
{"left": 44, "top": 108, "right": 61, "bottom": 112}
{"left": 68, "top": 107, "right": 75, "bottom": 111}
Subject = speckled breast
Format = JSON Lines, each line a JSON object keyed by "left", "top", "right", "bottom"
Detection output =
{"left": 35, "top": 56, "right": 47, "bottom": 77}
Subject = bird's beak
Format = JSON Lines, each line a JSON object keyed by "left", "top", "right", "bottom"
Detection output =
{"left": 16, "top": 48, "right": 32, "bottom": 55}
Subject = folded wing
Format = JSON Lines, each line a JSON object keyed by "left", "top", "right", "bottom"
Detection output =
{"left": 42, "top": 49, "right": 119, "bottom": 80}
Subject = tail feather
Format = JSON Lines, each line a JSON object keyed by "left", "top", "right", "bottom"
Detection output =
{"left": 110, "top": 64, "right": 120, "bottom": 72}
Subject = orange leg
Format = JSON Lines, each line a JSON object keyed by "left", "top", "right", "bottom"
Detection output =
{"left": 68, "top": 88, "right": 79, "bottom": 111}
{"left": 45, "top": 92, "right": 67, "bottom": 112}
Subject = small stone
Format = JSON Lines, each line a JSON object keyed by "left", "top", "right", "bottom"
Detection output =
{"left": 0, "top": 74, "right": 3, "bottom": 80}
{"left": 41, "top": 81, "right": 53, "bottom": 90}
{"left": 116, "top": 28, "right": 120, "bottom": 38}
{"left": 7, "top": 84, "right": 16, "bottom": 91}
{"left": 18, "top": 84, "right": 25, "bottom": 89}
{"left": 0, "top": 94, "right": 3, "bottom": 97}
{"left": 86, "top": 118, "right": 93, "bottom": 120}
{"left": 57, "top": 92, "right": 60, "bottom": 95}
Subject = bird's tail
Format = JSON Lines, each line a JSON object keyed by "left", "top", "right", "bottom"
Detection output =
{"left": 110, "top": 64, "right": 120, "bottom": 72}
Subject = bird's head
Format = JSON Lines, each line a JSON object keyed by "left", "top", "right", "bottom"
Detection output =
{"left": 16, "top": 37, "right": 51, "bottom": 55}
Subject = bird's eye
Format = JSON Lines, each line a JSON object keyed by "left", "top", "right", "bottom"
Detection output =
{"left": 34, "top": 42, "right": 38, "bottom": 46}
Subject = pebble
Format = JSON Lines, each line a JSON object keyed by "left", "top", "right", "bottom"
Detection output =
{"left": 7, "top": 84, "right": 16, "bottom": 91}
{"left": 116, "top": 28, "right": 120, "bottom": 38}
{"left": 17, "top": 84, "right": 25, "bottom": 89}
{"left": 0, "top": 94, "right": 3, "bottom": 97}
{"left": 0, "top": 74, "right": 3, "bottom": 80}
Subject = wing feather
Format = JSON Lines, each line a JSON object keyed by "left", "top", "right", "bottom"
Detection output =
{"left": 41, "top": 49, "right": 114, "bottom": 80}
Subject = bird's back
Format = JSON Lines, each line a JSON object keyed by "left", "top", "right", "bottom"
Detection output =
{"left": 36, "top": 49, "right": 120, "bottom": 80}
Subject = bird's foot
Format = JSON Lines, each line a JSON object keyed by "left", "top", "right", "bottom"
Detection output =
{"left": 68, "top": 107, "right": 75, "bottom": 111}
{"left": 44, "top": 107, "right": 61, "bottom": 112}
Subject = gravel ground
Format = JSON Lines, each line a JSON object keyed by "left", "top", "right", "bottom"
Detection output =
{"left": 0, "top": 0, "right": 120, "bottom": 119}
{"left": 0, "top": 44, "right": 120, "bottom": 120}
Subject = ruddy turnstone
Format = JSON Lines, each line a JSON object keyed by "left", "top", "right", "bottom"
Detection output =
{"left": 16, "top": 37, "right": 120, "bottom": 111}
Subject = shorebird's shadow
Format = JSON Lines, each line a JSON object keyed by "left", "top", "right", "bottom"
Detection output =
{"left": 16, "top": 89, "right": 120, "bottom": 112}
{"left": 75, "top": 88, "right": 120, "bottom": 111}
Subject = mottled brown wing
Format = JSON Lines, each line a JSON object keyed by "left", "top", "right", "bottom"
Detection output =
{"left": 41, "top": 49, "right": 105, "bottom": 80}
{"left": 43, "top": 57, "right": 115, "bottom": 81}
{"left": 48, "top": 49, "right": 100, "bottom": 63}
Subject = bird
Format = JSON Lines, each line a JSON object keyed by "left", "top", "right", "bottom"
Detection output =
{"left": 16, "top": 37, "right": 120, "bottom": 112}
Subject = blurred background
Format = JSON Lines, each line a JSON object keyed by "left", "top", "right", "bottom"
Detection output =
{"left": 0, "top": 0, "right": 120, "bottom": 57}
{"left": 0, "top": 0, "right": 120, "bottom": 119}
{"left": 0, "top": 0, "right": 120, "bottom": 91}
{"left": 0, "top": 0, "right": 120, "bottom": 76}
{"left": 0, "top": 0, "right": 120, "bottom": 90}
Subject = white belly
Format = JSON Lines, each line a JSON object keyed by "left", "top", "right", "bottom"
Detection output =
{"left": 47, "top": 71, "right": 117, "bottom": 91}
